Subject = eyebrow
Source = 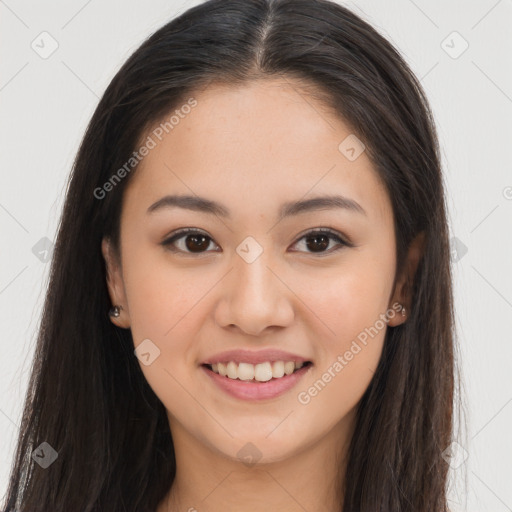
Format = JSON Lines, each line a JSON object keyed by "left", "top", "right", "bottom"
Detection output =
{"left": 146, "top": 193, "right": 367, "bottom": 220}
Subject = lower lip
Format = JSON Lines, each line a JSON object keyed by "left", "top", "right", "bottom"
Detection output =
{"left": 200, "top": 363, "right": 313, "bottom": 401}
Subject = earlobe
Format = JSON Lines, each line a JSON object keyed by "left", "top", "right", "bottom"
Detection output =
{"left": 101, "top": 237, "right": 131, "bottom": 328}
{"left": 387, "top": 231, "right": 426, "bottom": 327}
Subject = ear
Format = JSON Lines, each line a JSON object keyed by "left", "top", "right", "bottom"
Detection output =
{"left": 102, "top": 237, "right": 131, "bottom": 329}
{"left": 387, "top": 231, "right": 426, "bottom": 327}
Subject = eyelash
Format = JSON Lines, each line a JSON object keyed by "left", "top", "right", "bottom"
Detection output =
{"left": 161, "top": 227, "right": 352, "bottom": 256}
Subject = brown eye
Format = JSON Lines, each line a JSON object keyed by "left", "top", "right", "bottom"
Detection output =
{"left": 162, "top": 229, "right": 219, "bottom": 254}
{"left": 305, "top": 233, "right": 330, "bottom": 252}
{"left": 291, "top": 229, "right": 350, "bottom": 255}
{"left": 184, "top": 233, "right": 211, "bottom": 252}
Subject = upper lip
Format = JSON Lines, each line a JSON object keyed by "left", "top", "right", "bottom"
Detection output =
{"left": 201, "top": 349, "right": 312, "bottom": 366}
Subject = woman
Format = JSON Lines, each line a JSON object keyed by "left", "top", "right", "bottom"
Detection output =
{"left": 2, "top": 0, "right": 458, "bottom": 510}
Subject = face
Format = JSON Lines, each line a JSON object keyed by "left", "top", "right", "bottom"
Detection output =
{"left": 103, "top": 77, "right": 415, "bottom": 466}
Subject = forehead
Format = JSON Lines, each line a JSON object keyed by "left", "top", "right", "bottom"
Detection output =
{"left": 123, "top": 78, "right": 393, "bottom": 225}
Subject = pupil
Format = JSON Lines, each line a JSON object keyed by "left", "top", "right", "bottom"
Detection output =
{"left": 186, "top": 234, "right": 209, "bottom": 252}
{"left": 306, "top": 234, "right": 329, "bottom": 252}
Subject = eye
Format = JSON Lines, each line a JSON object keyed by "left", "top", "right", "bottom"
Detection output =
{"left": 162, "top": 228, "right": 220, "bottom": 254}
{"left": 161, "top": 227, "right": 352, "bottom": 255}
{"left": 290, "top": 228, "right": 351, "bottom": 255}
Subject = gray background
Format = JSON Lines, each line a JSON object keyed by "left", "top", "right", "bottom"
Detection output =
{"left": 1, "top": 1, "right": 511, "bottom": 510}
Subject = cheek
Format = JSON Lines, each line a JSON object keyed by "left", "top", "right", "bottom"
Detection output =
{"left": 299, "top": 253, "right": 394, "bottom": 343}
{"left": 121, "top": 255, "right": 207, "bottom": 417}
{"left": 120, "top": 249, "right": 213, "bottom": 396}
{"left": 295, "top": 336, "right": 383, "bottom": 435}
{"left": 123, "top": 247, "right": 209, "bottom": 338}
{"left": 294, "top": 271, "right": 389, "bottom": 425}
{"left": 293, "top": 253, "right": 393, "bottom": 407}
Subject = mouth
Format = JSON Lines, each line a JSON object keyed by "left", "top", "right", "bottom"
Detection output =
{"left": 201, "top": 361, "right": 314, "bottom": 382}
{"left": 200, "top": 360, "right": 314, "bottom": 401}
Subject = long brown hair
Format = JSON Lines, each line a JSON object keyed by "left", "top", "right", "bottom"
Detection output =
{"left": 2, "top": 1, "right": 458, "bottom": 510}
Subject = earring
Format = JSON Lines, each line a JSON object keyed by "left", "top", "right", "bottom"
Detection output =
{"left": 109, "top": 305, "right": 123, "bottom": 318}
{"left": 401, "top": 305, "right": 406, "bottom": 317}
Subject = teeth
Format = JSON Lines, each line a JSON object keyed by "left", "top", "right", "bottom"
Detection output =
{"left": 238, "top": 362, "right": 255, "bottom": 381}
{"left": 217, "top": 362, "right": 226, "bottom": 377}
{"left": 284, "top": 361, "right": 295, "bottom": 375}
{"left": 208, "top": 360, "right": 307, "bottom": 382}
{"left": 254, "top": 362, "right": 273, "bottom": 382}
{"left": 227, "top": 361, "right": 238, "bottom": 379}
{"left": 272, "top": 361, "right": 285, "bottom": 378}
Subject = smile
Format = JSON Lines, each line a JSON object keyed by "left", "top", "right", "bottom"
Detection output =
{"left": 201, "top": 361, "right": 313, "bottom": 401}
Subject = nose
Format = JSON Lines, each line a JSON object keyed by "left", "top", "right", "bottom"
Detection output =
{"left": 214, "top": 249, "right": 295, "bottom": 337}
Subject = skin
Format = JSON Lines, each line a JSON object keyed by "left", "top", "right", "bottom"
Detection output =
{"left": 102, "top": 77, "right": 424, "bottom": 511}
